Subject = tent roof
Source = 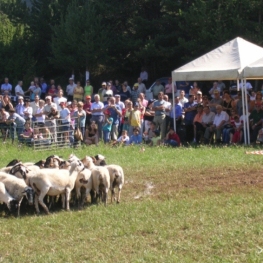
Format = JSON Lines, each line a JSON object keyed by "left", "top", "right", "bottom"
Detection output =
{"left": 243, "top": 57, "right": 263, "bottom": 79}
{"left": 172, "top": 37, "right": 263, "bottom": 81}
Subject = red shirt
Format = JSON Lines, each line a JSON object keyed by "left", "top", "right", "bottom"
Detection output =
{"left": 168, "top": 132, "right": 181, "bottom": 144}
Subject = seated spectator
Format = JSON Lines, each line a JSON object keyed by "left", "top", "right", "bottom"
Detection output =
{"left": 222, "top": 110, "right": 235, "bottom": 144}
{"left": 193, "top": 105, "right": 204, "bottom": 143}
{"left": 2, "top": 94, "right": 13, "bottom": 112}
{"left": 19, "top": 122, "right": 33, "bottom": 143}
{"left": 232, "top": 115, "right": 242, "bottom": 143}
{"left": 204, "top": 105, "right": 229, "bottom": 144}
{"left": 129, "top": 127, "right": 142, "bottom": 145}
{"left": 85, "top": 121, "right": 98, "bottom": 146}
{"left": 31, "top": 127, "right": 44, "bottom": 143}
{"left": 143, "top": 121, "right": 156, "bottom": 144}
{"left": 249, "top": 102, "right": 263, "bottom": 143}
{"left": 164, "top": 127, "right": 181, "bottom": 147}
{"left": 113, "top": 129, "right": 130, "bottom": 146}
{"left": 0, "top": 107, "right": 9, "bottom": 140}
{"left": 149, "top": 130, "right": 161, "bottom": 146}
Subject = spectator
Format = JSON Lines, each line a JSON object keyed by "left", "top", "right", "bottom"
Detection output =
{"left": 34, "top": 99, "right": 45, "bottom": 126}
{"left": 59, "top": 101, "right": 71, "bottom": 142}
{"left": 193, "top": 105, "right": 204, "bottom": 143}
{"left": 130, "top": 83, "right": 140, "bottom": 106}
{"left": 2, "top": 95, "right": 13, "bottom": 112}
{"left": 0, "top": 108, "right": 9, "bottom": 140}
{"left": 122, "top": 100, "right": 133, "bottom": 134}
{"left": 15, "top": 81, "right": 24, "bottom": 99}
{"left": 66, "top": 78, "right": 76, "bottom": 102}
{"left": 84, "top": 79, "right": 93, "bottom": 98}
{"left": 143, "top": 99, "right": 155, "bottom": 132}
{"left": 164, "top": 127, "right": 181, "bottom": 147}
{"left": 19, "top": 122, "right": 33, "bottom": 144}
{"left": 98, "top": 82, "right": 107, "bottom": 101}
{"left": 165, "top": 78, "right": 176, "bottom": 99}
{"left": 30, "top": 95, "right": 40, "bottom": 121}
{"left": 249, "top": 102, "right": 263, "bottom": 142}
{"left": 47, "top": 84, "right": 57, "bottom": 99}
{"left": 139, "top": 93, "right": 148, "bottom": 108}
{"left": 179, "top": 90, "right": 188, "bottom": 107}
{"left": 223, "top": 90, "right": 235, "bottom": 116}
{"left": 231, "top": 115, "right": 242, "bottom": 144}
{"left": 137, "top": 78, "right": 146, "bottom": 94}
{"left": 114, "top": 79, "right": 122, "bottom": 95}
{"left": 102, "top": 82, "right": 113, "bottom": 104}
{"left": 149, "top": 130, "right": 161, "bottom": 146}
{"left": 16, "top": 96, "right": 25, "bottom": 118}
{"left": 204, "top": 105, "right": 229, "bottom": 144}
{"left": 6, "top": 108, "right": 26, "bottom": 143}
{"left": 143, "top": 121, "right": 156, "bottom": 144}
{"left": 209, "top": 90, "right": 223, "bottom": 113}
{"left": 113, "top": 129, "right": 130, "bottom": 146}
{"left": 139, "top": 67, "right": 148, "bottom": 86}
{"left": 73, "top": 101, "right": 86, "bottom": 140}
{"left": 53, "top": 89, "right": 67, "bottom": 112}
{"left": 184, "top": 95, "right": 197, "bottom": 143}
{"left": 152, "top": 79, "right": 164, "bottom": 99}
{"left": 209, "top": 82, "right": 221, "bottom": 99}
{"left": 196, "top": 91, "right": 203, "bottom": 105}
{"left": 73, "top": 81, "right": 84, "bottom": 102}
{"left": 102, "top": 110, "right": 113, "bottom": 143}
{"left": 104, "top": 97, "right": 122, "bottom": 140}
{"left": 178, "top": 81, "right": 191, "bottom": 98}
{"left": 40, "top": 77, "right": 47, "bottom": 100}
{"left": 217, "top": 80, "right": 226, "bottom": 93}
{"left": 129, "top": 102, "right": 141, "bottom": 136}
{"left": 83, "top": 95, "right": 92, "bottom": 128}
{"left": 201, "top": 106, "right": 215, "bottom": 133}
{"left": 189, "top": 82, "right": 200, "bottom": 97}
{"left": 23, "top": 98, "right": 33, "bottom": 121}
{"left": 169, "top": 96, "right": 182, "bottom": 131}
{"left": 163, "top": 94, "right": 171, "bottom": 134}
{"left": 119, "top": 83, "right": 131, "bottom": 102}
{"left": 91, "top": 94, "right": 104, "bottom": 140}
{"left": 85, "top": 121, "right": 98, "bottom": 146}
{"left": 129, "top": 127, "right": 142, "bottom": 145}
{"left": 1, "top": 78, "right": 12, "bottom": 96}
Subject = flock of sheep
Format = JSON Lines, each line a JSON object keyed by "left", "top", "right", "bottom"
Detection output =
{"left": 0, "top": 154, "right": 125, "bottom": 216}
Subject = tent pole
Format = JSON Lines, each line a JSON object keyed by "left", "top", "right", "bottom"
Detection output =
{"left": 172, "top": 81, "right": 176, "bottom": 132}
{"left": 241, "top": 79, "right": 247, "bottom": 145}
{"left": 244, "top": 79, "right": 250, "bottom": 145}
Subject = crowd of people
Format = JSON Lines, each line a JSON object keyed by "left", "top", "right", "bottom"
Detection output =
{"left": 0, "top": 74, "right": 262, "bottom": 147}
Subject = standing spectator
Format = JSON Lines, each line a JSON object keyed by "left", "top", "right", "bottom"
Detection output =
{"left": 102, "top": 82, "right": 113, "bottom": 104}
{"left": 143, "top": 100, "right": 155, "bottom": 132}
{"left": 1, "top": 78, "right": 12, "bottom": 96}
{"left": 6, "top": 109, "right": 26, "bottom": 143}
{"left": 23, "top": 98, "right": 33, "bottom": 121}
{"left": 189, "top": 82, "right": 200, "bottom": 97}
{"left": 139, "top": 67, "right": 148, "bottom": 86}
{"left": 169, "top": 96, "right": 183, "bottom": 131}
{"left": 15, "top": 81, "right": 24, "bottom": 99}
{"left": 165, "top": 78, "right": 176, "bottom": 99}
{"left": 122, "top": 101, "right": 133, "bottom": 134}
{"left": 104, "top": 97, "right": 121, "bottom": 140}
{"left": 83, "top": 95, "right": 92, "bottom": 128}
{"left": 152, "top": 79, "right": 164, "bottom": 99}
{"left": 73, "top": 101, "right": 86, "bottom": 140}
{"left": 34, "top": 99, "right": 45, "bottom": 126}
{"left": 152, "top": 92, "right": 166, "bottom": 140}
{"left": 123, "top": 81, "right": 131, "bottom": 92}
{"left": 129, "top": 102, "right": 141, "bottom": 136}
{"left": 130, "top": 83, "right": 140, "bottom": 105}
{"left": 0, "top": 108, "right": 9, "bottom": 140}
{"left": 46, "top": 79, "right": 56, "bottom": 95}
{"left": 193, "top": 105, "right": 204, "bottom": 143}
{"left": 25, "top": 81, "right": 36, "bottom": 101}
{"left": 15, "top": 96, "right": 25, "bottom": 118}
{"left": 30, "top": 95, "right": 40, "bottom": 121}
{"left": 40, "top": 78, "right": 47, "bottom": 100}
{"left": 217, "top": 80, "right": 226, "bottom": 93}
{"left": 102, "top": 110, "right": 113, "bottom": 143}
{"left": 114, "top": 80, "right": 122, "bottom": 95}
{"left": 163, "top": 94, "right": 171, "bottom": 134}
{"left": 47, "top": 84, "right": 57, "bottom": 99}
{"left": 179, "top": 90, "right": 188, "bottom": 107}
{"left": 178, "top": 81, "right": 191, "bottom": 98}
{"left": 53, "top": 89, "right": 67, "bottom": 112}
{"left": 91, "top": 94, "right": 104, "bottom": 140}
{"left": 98, "top": 82, "right": 107, "bottom": 101}
{"left": 66, "top": 78, "right": 76, "bottom": 102}
{"left": 139, "top": 93, "right": 148, "bottom": 108}
{"left": 73, "top": 81, "right": 84, "bottom": 102}
{"left": 249, "top": 103, "right": 263, "bottom": 143}
{"left": 115, "top": 94, "right": 125, "bottom": 135}
{"left": 119, "top": 83, "right": 131, "bottom": 102}
{"left": 137, "top": 78, "right": 146, "bottom": 94}
{"left": 33, "top": 83, "right": 42, "bottom": 100}
{"left": 184, "top": 95, "right": 197, "bottom": 143}
{"left": 2, "top": 95, "right": 13, "bottom": 112}
{"left": 84, "top": 79, "right": 93, "bottom": 98}
{"left": 59, "top": 101, "right": 71, "bottom": 142}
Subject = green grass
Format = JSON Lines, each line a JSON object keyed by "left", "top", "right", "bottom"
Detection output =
{"left": 1, "top": 142, "right": 263, "bottom": 262}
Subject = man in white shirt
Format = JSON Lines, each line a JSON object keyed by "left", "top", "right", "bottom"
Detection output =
{"left": 163, "top": 94, "right": 171, "bottom": 134}
{"left": 239, "top": 81, "right": 253, "bottom": 91}
{"left": 66, "top": 78, "right": 76, "bottom": 102}
{"left": 15, "top": 81, "right": 24, "bottom": 98}
{"left": 91, "top": 94, "right": 104, "bottom": 140}
{"left": 204, "top": 105, "right": 229, "bottom": 144}
{"left": 53, "top": 89, "right": 67, "bottom": 112}
{"left": 139, "top": 67, "right": 148, "bottom": 85}
{"left": 1, "top": 78, "right": 12, "bottom": 95}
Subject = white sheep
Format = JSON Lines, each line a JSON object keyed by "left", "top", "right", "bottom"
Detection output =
{"left": 0, "top": 172, "right": 34, "bottom": 216}
{"left": 80, "top": 156, "right": 110, "bottom": 206}
{"left": 0, "top": 181, "right": 19, "bottom": 213}
{"left": 104, "top": 165, "right": 125, "bottom": 203}
{"left": 28, "top": 160, "right": 85, "bottom": 214}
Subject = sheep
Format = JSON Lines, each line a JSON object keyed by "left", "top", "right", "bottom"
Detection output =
{"left": 6, "top": 159, "right": 20, "bottom": 167}
{"left": 93, "top": 154, "right": 107, "bottom": 166}
{"left": 80, "top": 156, "right": 110, "bottom": 206}
{"left": 28, "top": 160, "right": 85, "bottom": 214}
{"left": 8, "top": 163, "right": 38, "bottom": 180}
{"left": 44, "top": 155, "right": 64, "bottom": 169}
{"left": 0, "top": 181, "right": 19, "bottom": 213}
{"left": 103, "top": 165, "right": 124, "bottom": 204}
{"left": 0, "top": 172, "right": 34, "bottom": 216}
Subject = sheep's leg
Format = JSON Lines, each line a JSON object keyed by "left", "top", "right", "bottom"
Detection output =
{"left": 117, "top": 188, "right": 121, "bottom": 203}
{"left": 17, "top": 197, "right": 24, "bottom": 217}
{"left": 38, "top": 188, "right": 50, "bottom": 214}
{"left": 75, "top": 187, "right": 81, "bottom": 209}
{"left": 104, "top": 191, "right": 108, "bottom": 206}
{"left": 34, "top": 194, "right": 40, "bottom": 214}
{"left": 61, "top": 194, "right": 65, "bottom": 209}
{"left": 82, "top": 188, "right": 91, "bottom": 207}
{"left": 65, "top": 188, "right": 71, "bottom": 211}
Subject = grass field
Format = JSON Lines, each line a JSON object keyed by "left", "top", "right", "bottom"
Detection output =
{"left": 0, "top": 142, "right": 263, "bottom": 262}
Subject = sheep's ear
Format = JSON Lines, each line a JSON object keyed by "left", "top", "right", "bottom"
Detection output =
{"left": 91, "top": 156, "right": 96, "bottom": 163}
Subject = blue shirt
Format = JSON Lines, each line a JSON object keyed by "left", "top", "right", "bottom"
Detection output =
{"left": 8, "top": 113, "right": 26, "bottom": 127}
{"left": 1, "top": 83, "right": 12, "bottom": 95}
{"left": 184, "top": 101, "right": 197, "bottom": 125}
{"left": 41, "top": 82, "right": 48, "bottom": 93}
{"left": 103, "top": 117, "right": 113, "bottom": 131}
{"left": 153, "top": 99, "right": 165, "bottom": 116}
{"left": 170, "top": 104, "right": 182, "bottom": 119}
{"left": 16, "top": 103, "right": 25, "bottom": 118}
{"left": 106, "top": 104, "right": 121, "bottom": 125}
{"left": 129, "top": 134, "right": 142, "bottom": 144}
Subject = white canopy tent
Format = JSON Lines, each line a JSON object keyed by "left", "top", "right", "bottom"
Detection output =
{"left": 171, "top": 37, "right": 263, "bottom": 144}
{"left": 243, "top": 57, "right": 263, "bottom": 79}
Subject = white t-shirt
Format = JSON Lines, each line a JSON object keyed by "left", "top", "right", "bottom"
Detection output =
{"left": 91, "top": 101, "right": 104, "bottom": 116}
{"left": 36, "top": 107, "right": 45, "bottom": 123}
{"left": 15, "top": 85, "right": 24, "bottom": 96}
{"left": 117, "top": 135, "right": 130, "bottom": 145}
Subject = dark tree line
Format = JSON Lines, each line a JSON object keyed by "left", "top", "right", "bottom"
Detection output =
{"left": 1, "top": 0, "right": 263, "bottom": 89}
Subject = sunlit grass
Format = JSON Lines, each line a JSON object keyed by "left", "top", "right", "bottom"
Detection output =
{"left": 0, "top": 143, "right": 263, "bottom": 262}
